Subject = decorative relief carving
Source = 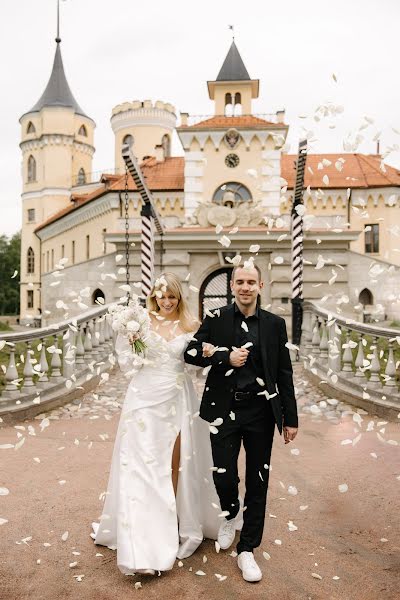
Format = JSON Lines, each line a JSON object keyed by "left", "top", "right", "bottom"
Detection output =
{"left": 224, "top": 128, "right": 241, "bottom": 150}
{"left": 191, "top": 190, "right": 265, "bottom": 227}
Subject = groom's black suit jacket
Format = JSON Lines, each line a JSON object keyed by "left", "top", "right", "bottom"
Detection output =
{"left": 184, "top": 303, "right": 298, "bottom": 435}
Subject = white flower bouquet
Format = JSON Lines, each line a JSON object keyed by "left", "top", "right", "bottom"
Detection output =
{"left": 108, "top": 296, "right": 150, "bottom": 355}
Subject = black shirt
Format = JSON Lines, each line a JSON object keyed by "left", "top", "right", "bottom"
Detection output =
{"left": 233, "top": 303, "right": 266, "bottom": 393}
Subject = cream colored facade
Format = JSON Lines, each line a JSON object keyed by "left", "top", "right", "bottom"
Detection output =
{"left": 19, "top": 39, "right": 400, "bottom": 325}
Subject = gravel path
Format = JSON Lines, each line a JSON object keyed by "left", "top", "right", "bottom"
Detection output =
{"left": 0, "top": 364, "right": 399, "bottom": 600}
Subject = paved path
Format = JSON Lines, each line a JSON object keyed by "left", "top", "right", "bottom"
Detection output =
{"left": 0, "top": 365, "right": 399, "bottom": 600}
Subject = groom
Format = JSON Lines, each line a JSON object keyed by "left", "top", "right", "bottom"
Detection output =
{"left": 184, "top": 264, "right": 298, "bottom": 583}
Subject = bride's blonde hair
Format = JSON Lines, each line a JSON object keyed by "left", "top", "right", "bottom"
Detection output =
{"left": 147, "top": 272, "right": 198, "bottom": 333}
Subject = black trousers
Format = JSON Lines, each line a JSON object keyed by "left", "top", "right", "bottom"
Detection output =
{"left": 210, "top": 395, "right": 275, "bottom": 554}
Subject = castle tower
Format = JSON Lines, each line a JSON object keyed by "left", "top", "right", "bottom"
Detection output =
{"left": 207, "top": 41, "right": 259, "bottom": 116}
{"left": 111, "top": 100, "right": 177, "bottom": 172}
{"left": 19, "top": 34, "right": 95, "bottom": 324}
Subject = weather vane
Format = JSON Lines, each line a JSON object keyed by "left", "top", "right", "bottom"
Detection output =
{"left": 56, "top": 0, "right": 68, "bottom": 43}
{"left": 228, "top": 24, "right": 235, "bottom": 40}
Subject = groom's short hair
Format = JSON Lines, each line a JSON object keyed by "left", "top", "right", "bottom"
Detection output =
{"left": 231, "top": 264, "right": 262, "bottom": 283}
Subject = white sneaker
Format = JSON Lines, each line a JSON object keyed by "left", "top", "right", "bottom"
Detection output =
{"left": 217, "top": 511, "right": 243, "bottom": 550}
{"left": 238, "top": 551, "right": 262, "bottom": 582}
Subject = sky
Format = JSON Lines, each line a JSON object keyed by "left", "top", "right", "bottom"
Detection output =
{"left": 1, "top": 0, "right": 399, "bottom": 237}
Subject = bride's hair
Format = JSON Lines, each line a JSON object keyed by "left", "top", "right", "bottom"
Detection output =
{"left": 147, "top": 272, "right": 198, "bottom": 332}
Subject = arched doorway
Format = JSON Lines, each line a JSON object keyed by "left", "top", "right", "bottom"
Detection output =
{"left": 199, "top": 268, "right": 233, "bottom": 319}
{"left": 92, "top": 288, "right": 105, "bottom": 305}
{"left": 359, "top": 288, "right": 373, "bottom": 306}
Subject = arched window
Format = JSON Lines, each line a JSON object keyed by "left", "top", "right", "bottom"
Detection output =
{"left": 162, "top": 134, "right": 171, "bottom": 158}
{"left": 27, "top": 155, "right": 36, "bottom": 183}
{"left": 233, "top": 93, "right": 242, "bottom": 116}
{"left": 123, "top": 134, "right": 134, "bottom": 147}
{"left": 78, "top": 124, "right": 87, "bottom": 136}
{"left": 224, "top": 93, "right": 233, "bottom": 117}
{"left": 359, "top": 288, "right": 373, "bottom": 306}
{"left": 27, "top": 121, "right": 36, "bottom": 134}
{"left": 92, "top": 288, "right": 105, "bottom": 305}
{"left": 77, "top": 168, "right": 86, "bottom": 185}
{"left": 213, "top": 182, "right": 252, "bottom": 206}
{"left": 27, "top": 247, "right": 35, "bottom": 274}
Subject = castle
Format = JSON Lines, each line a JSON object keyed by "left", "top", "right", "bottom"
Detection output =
{"left": 19, "top": 36, "right": 400, "bottom": 326}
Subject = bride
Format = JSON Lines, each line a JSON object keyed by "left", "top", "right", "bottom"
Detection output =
{"left": 91, "top": 273, "right": 221, "bottom": 575}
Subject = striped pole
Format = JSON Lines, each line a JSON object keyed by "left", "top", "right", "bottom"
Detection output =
{"left": 121, "top": 144, "right": 164, "bottom": 299}
{"left": 291, "top": 139, "right": 307, "bottom": 349}
{"left": 141, "top": 205, "right": 155, "bottom": 297}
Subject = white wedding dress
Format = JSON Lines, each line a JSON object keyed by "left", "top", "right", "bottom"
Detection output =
{"left": 91, "top": 329, "right": 221, "bottom": 574}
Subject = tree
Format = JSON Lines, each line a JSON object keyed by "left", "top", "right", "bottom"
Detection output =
{"left": 0, "top": 231, "right": 21, "bottom": 315}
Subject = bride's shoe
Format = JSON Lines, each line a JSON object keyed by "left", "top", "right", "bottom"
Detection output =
{"left": 136, "top": 569, "right": 156, "bottom": 576}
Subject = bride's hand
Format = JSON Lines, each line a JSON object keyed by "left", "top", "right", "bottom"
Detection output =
{"left": 202, "top": 342, "right": 217, "bottom": 357}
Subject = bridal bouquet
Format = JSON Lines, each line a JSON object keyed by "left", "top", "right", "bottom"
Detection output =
{"left": 108, "top": 296, "right": 150, "bottom": 355}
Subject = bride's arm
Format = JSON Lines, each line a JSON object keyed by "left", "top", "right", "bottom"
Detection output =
{"left": 115, "top": 334, "right": 141, "bottom": 374}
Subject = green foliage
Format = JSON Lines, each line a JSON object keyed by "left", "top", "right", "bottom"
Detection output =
{"left": 0, "top": 232, "right": 21, "bottom": 315}
{"left": 0, "top": 321, "right": 13, "bottom": 331}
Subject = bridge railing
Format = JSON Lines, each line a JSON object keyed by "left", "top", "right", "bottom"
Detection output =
{"left": 0, "top": 304, "right": 117, "bottom": 421}
{"left": 301, "top": 301, "right": 400, "bottom": 414}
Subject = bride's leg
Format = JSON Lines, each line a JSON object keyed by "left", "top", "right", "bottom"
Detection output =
{"left": 171, "top": 433, "right": 181, "bottom": 496}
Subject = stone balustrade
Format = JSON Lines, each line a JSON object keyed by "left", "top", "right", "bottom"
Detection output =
{"left": 301, "top": 301, "right": 400, "bottom": 417}
{"left": 0, "top": 304, "right": 117, "bottom": 422}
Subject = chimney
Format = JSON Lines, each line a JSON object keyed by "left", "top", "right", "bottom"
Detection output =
{"left": 180, "top": 112, "right": 189, "bottom": 127}
{"left": 276, "top": 109, "right": 285, "bottom": 124}
{"left": 154, "top": 144, "right": 164, "bottom": 162}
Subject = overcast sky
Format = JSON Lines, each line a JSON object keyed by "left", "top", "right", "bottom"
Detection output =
{"left": 1, "top": 0, "right": 399, "bottom": 236}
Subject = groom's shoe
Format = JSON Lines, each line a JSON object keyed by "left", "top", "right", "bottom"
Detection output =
{"left": 217, "top": 511, "right": 243, "bottom": 550}
{"left": 238, "top": 551, "right": 262, "bottom": 582}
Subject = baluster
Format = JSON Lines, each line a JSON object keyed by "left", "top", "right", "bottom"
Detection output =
{"left": 2, "top": 346, "right": 19, "bottom": 400}
{"left": 50, "top": 337, "right": 63, "bottom": 382}
{"left": 341, "top": 329, "right": 354, "bottom": 374}
{"left": 311, "top": 319, "right": 321, "bottom": 355}
{"left": 21, "top": 341, "right": 36, "bottom": 394}
{"left": 319, "top": 320, "right": 329, "bottom": 359}
{"left": 368, "top": 337, "right": 382, "bottom": 388}
{"left": 383, "top": 341, "right": 397, "bottom": 392}
{"left": 83, "top": 321, "right": 93, "bottom": 361}
{"left": 62, "top": 329, "right": 75, "bottom": 380}
{"left": 37, "top": 338, "right": 50, "bottom": 387}
{"left": 354, "top": 334, "right": 367, "bottom": 383}
{"left": 98, "top": 316, "right": 106, "bottom": 355}
{"left": 302, "top": 308, "right": 313, "bottom": 350}
{"left": 75, "top": 325, "right": 85, "bottom": 365}
{"left": 91, "top": 319, "right": 100, "bottom": 358}
{"left": 328, "top": 320, "right": 341, "bottom": 373}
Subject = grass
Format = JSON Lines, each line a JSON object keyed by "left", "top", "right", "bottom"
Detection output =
{"left": 0, "top": 321, "right": 13, "bottom": 332}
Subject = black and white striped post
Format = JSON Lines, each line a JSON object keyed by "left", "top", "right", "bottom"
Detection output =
{"left": 291, "top": 139, "right": 307, "bottom": 350}
{"left": 122, "top": 144, "right": 164, "bottom": 298}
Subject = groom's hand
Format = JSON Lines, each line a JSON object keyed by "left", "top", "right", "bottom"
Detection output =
{"left": 229, "top": 348, "right": 249, "bottom": 367}
{"left": 283, "top": 426, "right": 298, "bottom": 444}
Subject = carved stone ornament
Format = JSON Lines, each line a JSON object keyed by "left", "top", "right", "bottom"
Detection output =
{"left": 191, "top": 197, "right": 265, "bottom": 228}
{"left": 224, "top": 129, "right": 241, "bottom": 150}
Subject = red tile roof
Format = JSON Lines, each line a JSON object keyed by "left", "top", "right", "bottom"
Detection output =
{"left": 282, "top": 153, "right": 400, "bottom": 189}
{"left": 35, "top": 154, "right": 400, "bottom": 232}
{"left": 178, "top": 115, "right": 286, "bottom": 129}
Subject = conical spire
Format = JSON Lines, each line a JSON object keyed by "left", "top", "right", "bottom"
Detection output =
{"left": 216, "top": 41, "right": 251, "bottom": 81}
{"left": 26, "top": 40, "right": 89, "bottom": 118}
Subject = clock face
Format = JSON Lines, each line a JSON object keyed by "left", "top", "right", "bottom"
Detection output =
{"left": 225, "top": 153, "right": 240, "bottom": 168}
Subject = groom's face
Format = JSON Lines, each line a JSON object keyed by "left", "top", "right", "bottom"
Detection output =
{"left": 230, "top": 267, "right": 263, "bottom": 308}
